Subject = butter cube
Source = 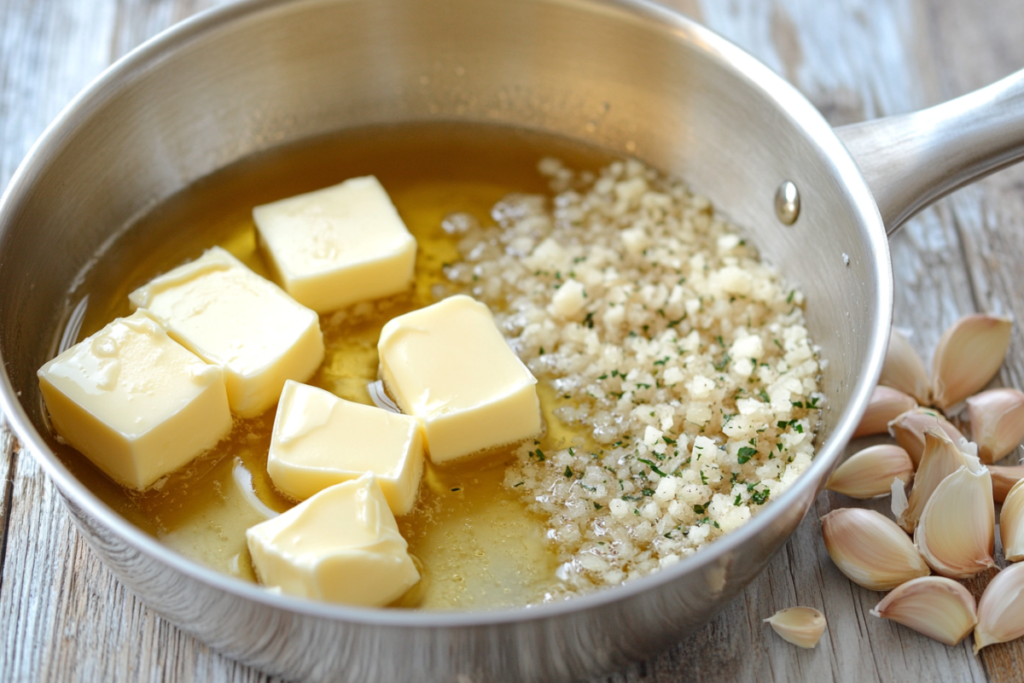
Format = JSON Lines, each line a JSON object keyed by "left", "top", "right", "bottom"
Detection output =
{"left": 246, "top": 473, "right": 420, "bottom": 607}
{"left": 268, "top": 381, "right": 424, "bottom": 514}
{"left": 37, "top": 310, "right": 231, "bottom": 490}
{"left": 253, "top": 176, "right": 417, "bottom": 313}
{"left": 129, "top": 247, "right": 324, "bottom": 418}
{"left": 378, "top": 295, "right": 542, "bottom": 463}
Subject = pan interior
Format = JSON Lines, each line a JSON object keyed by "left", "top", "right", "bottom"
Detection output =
{"left": 0, "top": 0, "right": 887, "bottom": 634}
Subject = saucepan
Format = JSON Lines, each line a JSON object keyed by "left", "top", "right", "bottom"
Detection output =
{"left": 1, "top": 0, "right": 1021, "bottom": 680}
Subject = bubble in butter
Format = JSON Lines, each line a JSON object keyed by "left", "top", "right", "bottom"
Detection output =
{"left": 378, "top": 294, "right": 542, "bottom": 464}
{"left": 37, "top": 309, "right": 232, "bottom": 490}
{"left": 246, "top": 472, "right": 420, "bottom": 606}
{"left": 129, "top": 246, "right": 324, "bottom": 418}
{"left": 268, "top": 380, "right": 425, "bottom": 514}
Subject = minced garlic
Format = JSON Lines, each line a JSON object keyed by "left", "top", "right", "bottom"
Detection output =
{"left": 447, "top": 157, "right": 822, "bottom": 595}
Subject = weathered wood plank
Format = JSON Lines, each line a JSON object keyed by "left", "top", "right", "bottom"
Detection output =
{"left": 3, "top": 0, "right": 1024, "bottom": 681}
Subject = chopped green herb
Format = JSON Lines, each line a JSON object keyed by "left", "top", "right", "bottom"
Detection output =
{"left": 638, "top": 458, "right": 667, "bottom": 476}
{"left": 593, "top": 502, "right": 603, "bottom": 510}
{"left": 564, "top": 466, "right": 573, "bottom": 478}
{"left": 751, "top": 488, "right": 770, "bottom": 505}
{"left": 737, "top": 446, "right": 758, "bottom": 464}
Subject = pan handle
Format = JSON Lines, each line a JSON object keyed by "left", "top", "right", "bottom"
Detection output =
{"left": 836, "top": 70, "right": 1024, "bottom": 235}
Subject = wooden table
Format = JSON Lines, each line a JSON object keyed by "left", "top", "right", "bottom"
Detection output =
{"left": 3, "top": 0, "right": 1024, "bottom": 680}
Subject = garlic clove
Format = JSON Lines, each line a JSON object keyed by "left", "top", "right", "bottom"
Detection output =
{"left": 914, "top": 459, "right": 995, "bottom": 579}
{"left": 764, "top": 607, "right": 827, "bottom": 649}
{"left": 1000, "top": 479, "right": 1024, "bottom": 562}
{"left": 879, "top": 328, "right": 931, "bottom": 405}
{"left": 854, "top": 386, "right": 918, "bottom": 439}
{"left": 988, "top": 463, "right": 1024, "bottom": 502}
{"left": 889, "top": 408, "right": 965, "bottom": 467}
{"left": 871, "top": 576, "right": 977, "bottom": 646}
{"left": 967, "top": 388, "right": 1024, "bottom": 464}
{"left": 931, "top": 314, "right": 1012, "bottom": 410}
{"left": 899, "top": 429, "right": 969, "bottom": 533}
{"left": 821, "top": 508, "right": 930, "bottom": 591}
{"left": 827, "top": 445, "right": 914, "bottom": 499}
{"left": 975, "top": 562, "right": 1024, "bottom": 653}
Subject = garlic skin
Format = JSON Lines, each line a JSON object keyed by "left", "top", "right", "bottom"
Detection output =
{"left": 914, "top": 460, "right": 995, "bottom": 579}
{"left": 967, "top": 388, "right": 1024, "bottom": 464}
{"left": 888, "top": 408, "right": 964, "bottom": 466}
{"left": 931, "top": 314, "right": 1012, "bottom": 410}
{"left": 1000, "top": 479, "right": 1024, "bottom": 562}
{"left": 899, "top": 429, "right": 969, "bottom": 533}
{"left": 821, "top": 508, "right": 930, "bottom": 591}
{"left": 871, "top": 576, "right": 977, "bottom": 646}
{"left": 879, "top": 328, "right": 931, "bottom": 405}
{"left": 854, "top": 386, "right": 917, "bottom": 439}
{"left": 975, "top": 563, "right": 1024, "bottom": 653}
{"left": 827, "top": 445, "right": 913, "bottom": 499}
{"left": 989, "top": 463, "right": 1024, "bottom": 502}
{"left": 764, "top": 607, "right": 827, "bottom": 649}
{"left": 891, "top": 478, "right": 909, "bottom": 520}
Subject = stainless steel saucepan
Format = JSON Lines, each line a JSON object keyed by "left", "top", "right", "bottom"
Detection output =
{"left": 2, "top": 0, "right": 1022, "bottom": 680}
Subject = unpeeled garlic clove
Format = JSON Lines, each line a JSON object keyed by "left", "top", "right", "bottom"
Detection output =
{"left": 879, "top": 328, "right": 931, "bottom": 405}
{"left": 871, "top": 576, "right": 977, "bottom": 646}
{"left": 889, "top": 408, "right": 965, "bottom": 466}
{"left": 932, "top": 314, "right": 1012, "bottom": 410}
{"left": 827, "top": 445, "right": 913, "bottom": 499}
{"left": 988, "top": 463, "right": 1024, "bottom": 502}
{"left": 967, "top": 388, "right": 1024, "bottom": 464}
{"left": 899, "top": 429, "right": 969, "bottom": 533}
{"left": 1000, "top": 479, "right": 1024, "bottom": 562}
{"left": 914, "top": 459, "right": 995, "bottom": 579}
{"left": 764, "top": 607, "right": 827, "bottom": 649}
{"left": 854, "top": 386, "right": 918, "bottom": 439}
{"left": 821, "top": 508, "right": 930, "bottom": 591}
{"left": 975, "top": 562, "right": 1024, "bottom": 653}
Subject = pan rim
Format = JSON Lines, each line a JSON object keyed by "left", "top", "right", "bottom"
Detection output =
{"left": 0, "top": 0, "right": 892, "bottom": 630}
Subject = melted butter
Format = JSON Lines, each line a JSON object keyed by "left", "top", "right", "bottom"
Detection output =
{"left": 50, "top": 122, "right": 615, "bottom": 610}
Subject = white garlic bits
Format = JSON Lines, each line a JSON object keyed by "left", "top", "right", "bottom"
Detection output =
{"left": 871, "top": 576, "right": 977, "bottom": 646}
{"left": 821, "top": 508, "right": 929, "bottom": 591}
{"left": 764, "top": 607, "right": 827, "bottom": 649}
{"left": 931, "top": 314, "right": 1012, "bottom": 411}
{"left": 914, "top": 460, "right": 995, "bottom": 579}
{"left": 975, "top": 563, "right": 1024, "bottom": 653}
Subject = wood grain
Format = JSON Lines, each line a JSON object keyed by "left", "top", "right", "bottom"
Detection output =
{"left": 3, "top": 0, "right": 1024, "bottom": 681}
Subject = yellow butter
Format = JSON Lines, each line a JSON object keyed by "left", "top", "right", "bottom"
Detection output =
{"left": 128, "top": 247, "right": 324, "bottom": 418}
{"left": 378, "top": 295, "right": 542, "bottom": 463}
{"left": 268, "top": 381, "right": 424, "bottom": 514}
{"left": 37, "top": 310, "right": 231, "bottom": 490}
{"left": 253, "top": 176, "right": 417, "bottom": 313}
{"left": 246, "top": 473, "right": 420, "bottom": 607}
